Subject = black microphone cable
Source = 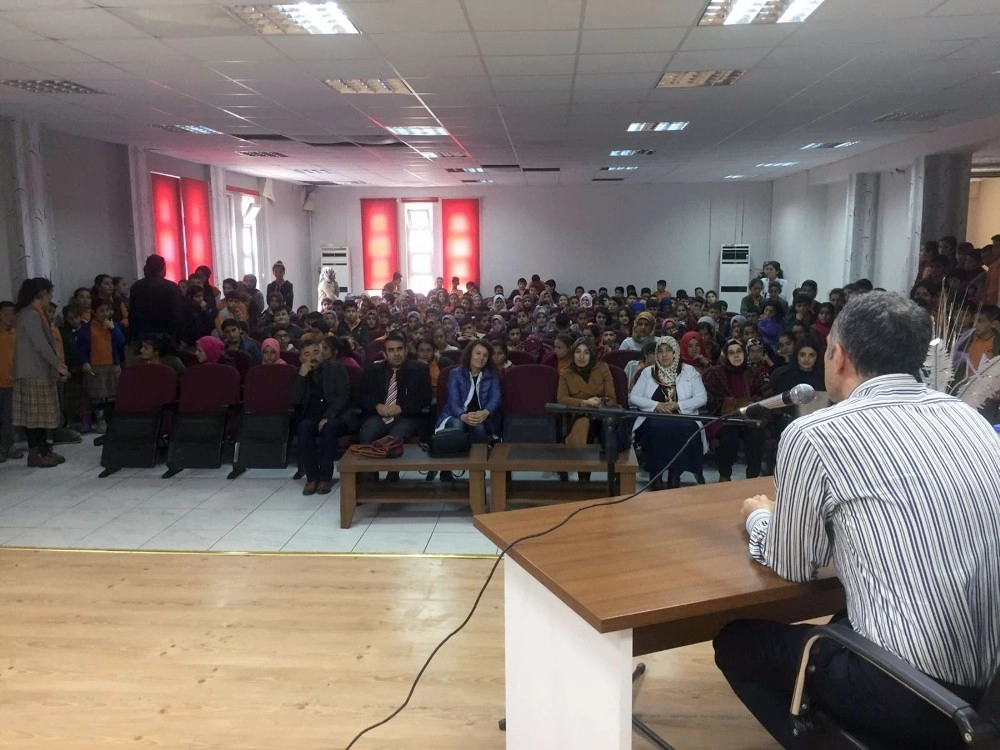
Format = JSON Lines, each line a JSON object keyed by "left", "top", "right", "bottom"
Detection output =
{"left": 343, "top": 410, "right": 749, "bottom": 749}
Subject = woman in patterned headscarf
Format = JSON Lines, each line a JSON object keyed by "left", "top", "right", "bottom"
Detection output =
{"left": 629, "top": 336, "right": 708, "bottom": 490}
{"left": 620, "top": 310, "right": 657, "bottom": 351}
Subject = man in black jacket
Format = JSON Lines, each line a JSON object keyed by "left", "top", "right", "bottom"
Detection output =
{"left": 358, "top": 331, "right": 431, "bottom": 447}
{"left": 129, "top": 255, "right": 183, "bottom": 344}
{"left": 291, "top": 341, "right": 355, "bottom": 495}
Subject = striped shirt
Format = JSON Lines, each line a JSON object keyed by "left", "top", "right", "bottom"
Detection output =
{"left": 747, "top": 374, "right": 1000, "bottom": 689}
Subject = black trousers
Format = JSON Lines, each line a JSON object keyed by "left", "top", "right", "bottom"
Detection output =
{"left": 715, "top": 424, "right": 765, "bottom": 479}
{"left": 296, "top": 417, "right": 347, "bottom": 483}
{"left": 635, "top": 418, "right": 703, "bottom": 479}
{"left": 713, "top": 618, "right": 982, "bottom": 750}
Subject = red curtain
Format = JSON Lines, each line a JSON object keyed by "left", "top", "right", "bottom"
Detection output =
{"left": 150, "top": 173, "right": 184, "bottom": 281}
{"left": 180, "top": 178, "right": 213, "bottom": 277}
{"left": 442, "top": 198, "right": 480, "bottom": 287}
{"left": 361, "top": 198, "right": 399, "bottom": 291}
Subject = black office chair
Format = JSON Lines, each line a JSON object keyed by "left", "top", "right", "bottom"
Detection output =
{"left": 789, "top": 624, "right": 1000, "bottom": 749}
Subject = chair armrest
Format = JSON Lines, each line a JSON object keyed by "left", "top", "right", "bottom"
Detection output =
{"left": 791, "top": 624, "right": 995, "bottom": 745}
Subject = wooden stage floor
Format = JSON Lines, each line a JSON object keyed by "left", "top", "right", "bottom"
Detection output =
{"left": 1, "top": 549, "right": 778, "bottom": 749}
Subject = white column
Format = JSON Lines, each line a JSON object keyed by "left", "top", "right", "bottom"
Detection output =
{"left": 209, "top": 165, "right": 234, "bottom": 282}
{"left": 504, "top": 559, "right": 634, "bottom": 750}
{"left": 128, "top": 145, "right": 154, "bottom": 279}
{"left": 9, "top": 120, "right": 57, "bottom": 283}
{"left": 847, "top": 172, "right": 880, "bottom": 282}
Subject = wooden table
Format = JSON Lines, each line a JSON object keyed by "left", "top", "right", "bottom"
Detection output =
{"left": 474, "top": 477, "right": 845, "bottom": 750}
{"left": 339, "top": 443, "right": 490, "bottom": 528}
{"left": 487, "top": 443, "right": 640, "bottom": 512}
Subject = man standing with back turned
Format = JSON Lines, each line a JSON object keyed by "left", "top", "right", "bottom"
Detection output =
{"left": 715, "top": 291, "right": 1000, "bottom": 749}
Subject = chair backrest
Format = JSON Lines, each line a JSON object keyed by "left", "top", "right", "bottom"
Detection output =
{"left": 607, "top": 364, "right": 628, "bottom": 408}
{"left": 177, "top": 349, "right": 200, "bottom": 368}
{"left": 365, "top": 339, "right": 385, "bottom": 364}
{"left": 507, "top": 350, "right": 536, "bottom": 366}
{"left": 282, "top": 350, "right": 300, "bottom": 368}
{"left": 501, "top": 364, "right": 561, "bottom": 443}
{"left": 115, "top": 363, "right": 177, "bottom": 412}
{"left": 221, "top": 349, "right": 254, "bottom": 381}
{"left": 436, "top": 364, "right": 457, "bottom": 417}
{"left": 344, "top": 362, "right": 363, "bottom": 406}
{"left": 602, "top": 349, "right": 641, "bottom": 369}
{"left": 243, "top": 364, "right": 294, "bottom": 413}
{"left": 178, "top": 364, "right": 242, "bottom": 412}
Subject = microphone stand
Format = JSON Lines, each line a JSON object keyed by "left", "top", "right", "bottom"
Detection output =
{"left": 545, "top": 403, "right": 765, "bottom": 497}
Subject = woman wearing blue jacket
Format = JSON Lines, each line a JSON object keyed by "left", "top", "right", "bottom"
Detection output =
{"left": 435, "top": 339, "right": 502, "bottom": 443}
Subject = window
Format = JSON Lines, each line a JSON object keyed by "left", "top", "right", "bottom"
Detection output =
{"left": 228, "top": 192, "right": 262, "bottom": 279}
{"left": 403, "top": 201, "right": 435, "bottom": 294}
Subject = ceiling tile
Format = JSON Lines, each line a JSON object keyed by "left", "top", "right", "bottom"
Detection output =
{"left": 464, "top": 0, "right": 582, "bottom": 31}
{"left": 0, "top": 40, "right": 96, "bottom": 62}
{"left": 264, "top": 35, "right": 381, "bottom": 60}
{"left": 106, "top": 5, "right": 255, "bottom": 38}
{"left": 367, "top": 31, "right": 479, "bottom": 57}
{"left": 580, "top": 28, "right": 686, "bottom": 54}
{"left": 583, "top": 0, "right": 704, "bottom": 29}
{"left": 161, "top": 36, "right": 288, "bottom": 62}
{"left": 391, "top": 56, "right": 485, "bottom": 77}
{"left": 476, "top": 30, "right": 580, "bottom": 56}
{"left": 0, "top": 0, "right": 88, "bottom": 8}
{"left": 680, "top": 25, "right": 796, "bottom": 51}
{"left": 575, "top": 52, "right": 669, "bottom": 74}
{"left": 62, "top": 37, "right": 191, "bottom": 62}
{"left": 29, "top": 61, "right": 137, "bottom": 79}
{"left": 0, "top": 16, "right": 41, "bottom": 39}
{"left": 494, "top": 90, "right": 572, "bottom": 105}
{"left": 667, "top": 47, "right": 773, "bottom": 71}
{"left": 484, "top": 55, "right": 576, "bottom": 76}
{"left": 340, "top": 0, "right": 468, "bottom": 33}
{"left": 491, "top": 75, "right": 574, "bottom": 92}
{"left": 574, "top": 72, "right": 659, "bottom": 90}
{"left": 409, "top": 76, "right": 493, "bottom": 94}
{"left": 1, "top": 7, "right": 149, "bottom": 39}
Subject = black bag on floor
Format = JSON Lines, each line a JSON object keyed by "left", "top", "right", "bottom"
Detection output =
{"left": 426, "top": 427, "right": 471, "bottom": 458}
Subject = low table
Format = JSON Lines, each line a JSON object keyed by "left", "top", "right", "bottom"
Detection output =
{"left": 488, "top": 443, "right": 640, "bottom": 513}
{"left": 338, "top": 443, "right": 490, "bottom": 528}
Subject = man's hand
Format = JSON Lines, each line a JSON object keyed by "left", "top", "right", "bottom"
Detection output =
{"left": 82, "top": 363, "right": 93, "bottom": 375}
{"left": 298, "top": 362, "right": 313, "bottom": 377}
{"left": 318, "top": 418, "right": 328, "bottom": 432}
{"left": 742, "top": 494, "right": 774, "bottom": 519}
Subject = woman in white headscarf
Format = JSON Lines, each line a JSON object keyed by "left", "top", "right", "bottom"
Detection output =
{"left": 317, "top": 267, "right": 339, "bottom": 305}
{"left": 629, "top": 336, "right": 708, "bottom": 490}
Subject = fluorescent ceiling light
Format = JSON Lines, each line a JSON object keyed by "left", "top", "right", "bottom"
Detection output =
{"left": 154, "top": 124, "right": 221, "bottom": 135}
{"left": 657, "top": 70, "right": 747, "bottom": 88}
{"left": 419, "top": 150, "right": 465, "bottom": 159}
{"left": 238, "top": 151, "right": 288, "bottom": 158}
{"left": 756, "top": 161, "right": 799, "bottom": 168}
{"left": 610, "top": 149, "right": 637, "bottom": 157}
{"left": 627, "top": 121, "right": 688, "bottom": 132}
{"left": 873, "top": 110, "right": 948, "bottom": 123}
{"left": 725, "top": 175, "right": 746, "bottom": 179}
{"left": 230, "top": 2, "right": 360, "bottom": 35}
{"left": 387, "top": 126, "right": 449, "bottom": 137}
{"left": 461, "top": 179, "right": 493, "bottom": 184}
{"left": 0, "top": 79, "right": 102, "bottom": 94}
{"left": 834, "top": 141, "right": 861, "bottom": 148}
{"left": 602, "top": 166, "right": 638, "bottom": 172}
{"left": 292, "top": 168, "right": 336, "bottom": 174}
{"left": 324, "top": 78, "right": 413, "bottom": 95}
{"left": 803, "top": 140, "right": 861, "bottom": 150}
{"left": 699, "top": 0, "right": 825, "bottom": 26}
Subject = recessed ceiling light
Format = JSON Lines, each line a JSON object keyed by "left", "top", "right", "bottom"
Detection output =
{"left": 801, "top": 141, "right": 861, "bottom": 150}
{"left": 872, "top": 110, "right": 949, "bottom": 123}
{"left": 418, "top": 151, "right": 465, "bottom": 159}
{"left": 699, "top": 0, "right": 825, "bottom": 26}
{"left": 292, "top": 168, "right": 336, "bottom": 174}
{"left": 387, "top": 126, "right": 449, "bottom": 137}
{"left": 461, "top": 179, "right": 493, "bottom": 184}
{"left": 238, "top": 151, "right": 288, "bottom": 158}
{"left": 627, "top": 121, "right": 688, "bottom": 132}
{"left": 229, "top": 2, "right": 360, "bottom": 35}
{"left": 601, "top": 166, "right": 638, "bottom": 172}
{"left": 445, "top": 167, "right": 485, "bottom": 173}
{"left": 153, "top": 124, "right": 222, "bottom": 135}
{"left": 657, "top": 70, "right": 747, "bottom": 88}
{"left": 324, "top": 78, "right": 413, "bottom": 95}
{"left": 0, "top": 79, "right": 103, "bottom": 94}
{"left": 725, "top": 175, "right": 747, "bottom": 179}
{"left": 756, "top": 161, "right": 799, "bottom": 168}
{"left": 610, "top": 149, "right": 656, "bottom": 157}
{"left": 593, "top": 177, "right": 625, "bottom": 182}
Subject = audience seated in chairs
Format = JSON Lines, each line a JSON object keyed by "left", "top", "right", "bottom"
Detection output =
{"left": 629, "top": 336, "right": 707, "bottom": 490}
{"left": 435, "top": 339, "right": 501, "bottom": 445}
{"left": 557, "top": 336, "right": 617, "bottom": 482}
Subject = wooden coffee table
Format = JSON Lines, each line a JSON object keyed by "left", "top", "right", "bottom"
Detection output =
{"left": 488, "top": 443, "right": 640, "bottom": 513}
{"left": 338, "top": 444, "right": 490, "bottom": 528}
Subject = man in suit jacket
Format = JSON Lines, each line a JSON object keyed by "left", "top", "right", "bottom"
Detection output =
{"left": 358, "top": 330, "right": 432, "bottom": 446}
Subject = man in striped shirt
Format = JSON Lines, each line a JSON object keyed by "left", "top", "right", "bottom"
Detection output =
{"left": 714, "top": 291, "right": 1000, "bottom": 749}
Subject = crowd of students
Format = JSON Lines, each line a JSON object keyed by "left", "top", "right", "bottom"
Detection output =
{"left": 3, "top": 240, "right": 998, "bottom": 485}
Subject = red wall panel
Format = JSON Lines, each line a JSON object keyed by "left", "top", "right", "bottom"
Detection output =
{"left": 442, "top": 198, "right": 480, "bottom": 287}
{"left": 180, "top": 177, "right": 213, "bottom": 276}
{"left": 150, "top": 173, "right": 184, "bottom": 281}
{"left": 361, "top": 198, "right": 399, "bottom": 291}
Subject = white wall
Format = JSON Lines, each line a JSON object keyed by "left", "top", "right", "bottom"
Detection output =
{"left": 262, "top": 179, "right": 311, "bottom": 309}
{"left": 875, "top": 166, "right": 917, "bottom": 293}
{"left": 308, "top": 183, "right": 773, "bottom": 297}
{"left": 42, "top": 129, "right": 134, "bottom": 305}
{"left": 770, "top": 173, "right": 843, "bottom": 295}
{"left": 968, "top": 178, "right": 1000, "bottom": 247}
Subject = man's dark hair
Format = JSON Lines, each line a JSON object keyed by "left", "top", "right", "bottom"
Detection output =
{"left": 266, "top": 291, "right": 284, "bottom": 304}
{"left": 640, "top": 287, "right": 651, "bottom": 296}
{"left": 793, "top": 293, "right": 813, "bottom": 306}
{"left": 143, "top": 254, "right": 166, "bottom": 278}
{"left": 831, "top": 292, "right": 931, "bottom": 379}
{"left": 748, "top": 278, "right": 763, "bottom": 290}
{"left": 554, "top": 313, "right": 571, "bottom": 329}
{"left": 305, "top": 311, "right": 324, "bottom": 324}
{"left": 384, "top": 330, "right": 407, "bottom": 348}
{"left": 221, "top": 318, "right": 241, "bottom": 332}
{"left": 311, "top": 320, "right": 329, "bottom": 335}
{"left": 709, "top": 301, "right": 724, "bottom": 312}
{"left": 829, "top": 287, "right": 844, "bottom": 298}
{"left": 460, "top": 338, "right": 495, "bottom": 370}
{"left": 224, "top": 291, "right": 239, "bottom": 302}
{"left": 800, "top": 279, "right": 818, "bottom": 294}
{"left": 342, "top": 300, "right": 358, "bottom": 311}
{"left": 854, "top": 278, "right": 874, "bottom": 292}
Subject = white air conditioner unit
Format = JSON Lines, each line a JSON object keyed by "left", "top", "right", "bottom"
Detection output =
{"left": 719, "top": 244, "right": 750, "bottom": 311}
{"left": 320, "top": 245, "right": 351, "bottom": 297}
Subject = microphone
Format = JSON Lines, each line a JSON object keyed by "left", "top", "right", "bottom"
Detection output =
{"left": 739, "top": 384, "right": 815, "bottom": 418}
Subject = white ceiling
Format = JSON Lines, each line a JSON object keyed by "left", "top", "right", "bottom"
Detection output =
{"left": 1, "top": 0, "right": 1000, "bottom": 186}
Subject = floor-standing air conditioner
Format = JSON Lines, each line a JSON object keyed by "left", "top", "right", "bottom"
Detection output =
{"left": 719, "top": 244, "right": 750, "bottom": 311}
{"left": 320, "top": 245, "right": 351, "bottom": 297}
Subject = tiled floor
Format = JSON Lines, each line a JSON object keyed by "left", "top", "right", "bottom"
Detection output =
{"left": 0, "top": 437, "right": 723, "bottom": 555}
